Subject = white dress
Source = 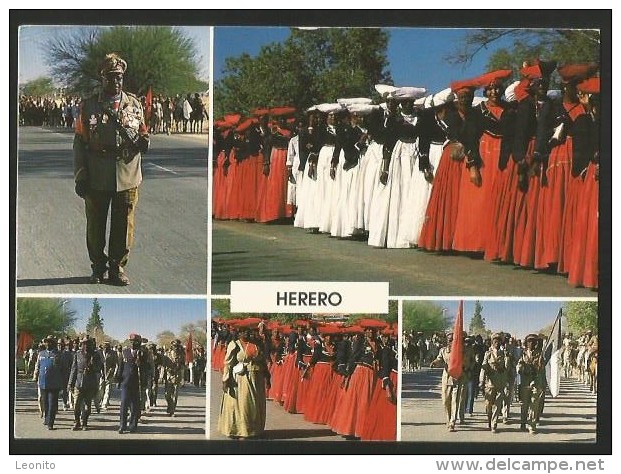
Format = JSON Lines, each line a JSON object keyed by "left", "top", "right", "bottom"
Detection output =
{"left": 355, "top": 141, "right": 383, "bottom": 232}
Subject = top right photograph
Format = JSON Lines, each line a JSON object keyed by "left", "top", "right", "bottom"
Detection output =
{"left": 211, "top": 26, "right": 601, "bottom": 297}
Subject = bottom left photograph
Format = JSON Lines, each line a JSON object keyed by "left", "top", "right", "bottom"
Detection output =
{"left": 14, "top": 297, "right": 207, "bottom": 439}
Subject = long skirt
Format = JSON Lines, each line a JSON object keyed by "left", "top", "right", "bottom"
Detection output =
{"left": 255, "top": 147, "right": 289, "bottom": 223}
{"left": 386, "top": 139, "right": 419, "bottom": 249}
{"left": 417, "top": 146, "right": 463, "bottom": 251}
{"left": 329, "top": 365, "right": 375, "bottom": 437}
{"left": 568, "top": 162, "right": 598, "bottom": 288}
{"left": 218, "top": 369, "right": 267, "bottom": 438}
{"left": 359, "top": 370, "right": 397, "bottom": 441}
{"left": 534, "top": 138, "right": 573, "bottom": 269}
{"left": 222, "top": 150, "right": 241, "bottom": 220}
{"left": 213, "top": 151, "right": 228, "bottom": 219}
{"left": 318, "top": 145, "right": 338, "bottom": 234}
{"left": 453, "top": 133, "right": 500, "bottom": 252}
{"left": 355, "top": 142, "right": 383, "bottom": 232}
{"left": 303, "top": 362, "right": 339, "bottom": 424}
{"left": 403, "top": 142, "right": 443, "bottom": 247}
{"left": 331, "top": 155, "right": 360, "bottom": 238}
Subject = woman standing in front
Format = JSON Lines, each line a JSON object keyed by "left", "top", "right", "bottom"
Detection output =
{"left": 218, "top": 321, "right": 271, "bottom": 439}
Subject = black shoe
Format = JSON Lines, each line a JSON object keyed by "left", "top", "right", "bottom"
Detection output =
{"left": 90, "top": 270, "right": 106, "bottom": 284}
{"left": 118, "top": 428, "right": 126, "bottom": 434}
{"left": 47, "top": 425, "right": 54, "bottom": 431}
{"left": 129, "top": 426, "right": 137, "bottom": 433}
{"left": 72, "top": 422, "right": 81, "bottom": 431}
{"left": 108, "top": 271, "right": 130, "bottom": 286}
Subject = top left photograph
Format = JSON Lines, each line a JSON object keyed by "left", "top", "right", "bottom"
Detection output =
{"left": 16, "top": 25, "right": 211, "bottom": 295}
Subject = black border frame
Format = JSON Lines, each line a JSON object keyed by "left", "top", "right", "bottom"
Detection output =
{"left": 9, "top": 9, "right": 611, "bottom": 455}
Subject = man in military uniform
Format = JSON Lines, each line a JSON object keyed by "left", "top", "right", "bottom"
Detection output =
{"left": 163, "top": 339, "right": 185, "bottom": 417}
{"left": 117, "top": 333, "right": 147, "bottom": 434}
{"left": 73, "top": 53, "right": 149, "bottom": 286}
{"left": 517, "top": 334, "right": 547, "bottom": 434}
{"left": 33, "top": 336, "right": 62, "bottom": 430}
{"left": 68, "top": 336, "right": 102, "bottom": 430}
{"left": 430, "top": 333, "right": 466, "bottom": 432}
{"left": 140, "top": 338, "right": 155, "bottom": 414}
{"left": 479, "top": 333, "right": 510, "bottom": 433}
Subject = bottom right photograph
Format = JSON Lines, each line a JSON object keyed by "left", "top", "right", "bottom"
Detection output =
{"left": 401, "top": 299, "right": 598, "bottom": 443}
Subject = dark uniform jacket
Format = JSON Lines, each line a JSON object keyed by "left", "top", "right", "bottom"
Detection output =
{"left": 118, "top": 347, "right": 147, "bottom": 390}
{"left": 68, "top": 350, "right": 102, "bottom": 392}
{"left": 74, "top": 91, "right": 148, "bottom": 192}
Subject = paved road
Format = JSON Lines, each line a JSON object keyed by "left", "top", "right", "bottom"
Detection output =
{"left": 14, "top": 375, "right": 206, "bottom": 439}
{"left": 209, "top": 369, "right": 345, "bottom": 441}
{"left": 16, "top": 127, "right": 208, "bottom": 295}
{"left": 212, "top": 220, "right": 595, "bottom": 297}
{"left": 401, "top": 367, "right": 597, "bottom": 443}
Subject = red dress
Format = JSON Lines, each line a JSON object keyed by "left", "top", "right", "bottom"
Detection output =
{"left": 535, "top": 102, "right": 586, "bottom": 270}
{"left": 568, "top": 162, "right": 598, "bottom": 288}
{"left": 418, "top": 146, "right": 462, "bottom": 251}
{"left": 213, "top": 149, "right": 228, "bottom": 219}
{"left": 454, "top": 103, "right": 505, "bottom": 252}
{"left": 222, "top": 149, "right": 242, "bottom": 220}
{"left": 236, "top": 153, "right": 262, "bottom": 221}
{"left": 329, "top": 363, "right": 376, "bottom": 437}
{"left": 255, "top": 134, "right": 291, "bottom": 222}
{"left": 359, "top": 369, "right": 398, "bottom": 441}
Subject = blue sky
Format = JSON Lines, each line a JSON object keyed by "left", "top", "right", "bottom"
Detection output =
{"left": 65, "top": 298, "right": 207, "bottom": 342}
{"left": 18, "top": 25, "right": 210, "bottom": 84}
{"left": 214, "top": 26, "right": 518, "bottom": 94}
{"left": 414, "top": 300, "right": 590, "bottom": 340}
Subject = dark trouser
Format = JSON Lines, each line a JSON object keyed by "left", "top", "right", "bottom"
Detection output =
{"left": 59, "top": 384, "right": 69, "bottom": 408}
{"left": 120, "top": 385, "right": 141, "bottom": 431}
{"left": 85, "top": 188, "right": 139, "bottom": 274}
{"left": 165, "top": 381, "right": 179, "bottom": 414}
{"left": 42, "top": 389, "right": 59, "bottom": 427}
{"left": 73, "top": 387, "right": 95, "bottom": 425}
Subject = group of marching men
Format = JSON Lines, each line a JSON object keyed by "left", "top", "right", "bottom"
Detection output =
{"left": 29, "top": 334, "right": 199, "bottom": 433}
{"left": 212, "top": 317, "right": 398, "bottom": 440}
{"left": 429, "top": 329, "right": 598, "bottom": 434}
{"left": 213, "top": 60, "right": 600, "bottom": 289}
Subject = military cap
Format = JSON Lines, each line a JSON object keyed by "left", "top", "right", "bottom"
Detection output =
{"left": 525, "top": 333, "right": 539, "bottom": 343}
{"left": 129, "top": 333, "right": 142, "bottom": 342}
{"left": 100, "top": 53, "right": 127, "bottom": 76}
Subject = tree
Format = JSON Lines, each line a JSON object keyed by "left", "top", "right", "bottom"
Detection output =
{"left": 156, "top": 330, "right": 176, "bottom": 348}
{"left": 46, "top": 26, "right": 207, "bottom": 97}
{"left": 468, "top": 301, "right": 487, "bottom": 336}
{"left": 564, "top": 301, "right": 598, "bottom": 336}
{"left": 215, "top": 27, "right": 391, "bottom": 118}
{"left": 16, "top": 298, "right": 77, "bottom": 343}
{"left": 179, "top": 321, "right": 208, "bottom": 349}
{"left": 448, "top": 29, "right": 600, "bottom": 71}
{"left": 85, "top": 298, "right": 104, "bottom": 337}
{"left": 402, "top": 301, "right": 451, "bottom": 334}
{"left": 20, "top": 77, "right": 57, "bottom": 97}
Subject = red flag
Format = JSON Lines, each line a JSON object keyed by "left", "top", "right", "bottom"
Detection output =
{"left": 145, "top": 86, "right": 153, "bottom": 122}
{"left": 447, "top": 301, "right": 464, "bottom": 379}
{"left": 16, "top": 332, "right": 34, "bottom": 358}
{"left": 185, "top": 332, "right": 193, "bottom": 364}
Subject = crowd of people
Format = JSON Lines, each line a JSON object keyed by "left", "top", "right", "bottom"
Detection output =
{"left": 147, "top": 93, "right": 208, "bottom": 135}
{"left": 23, "top": 333, "right": 206, "bottom": 433}
{"left": 19, "top": 95, "right": 81, "bottom": 127}
{"left": 18, "top": 91, "right": 208, "bottom": 134}
{"left": 405, "top": 329, "right": 598, "bottom": 434}
{"left": 212, "top": 317, "right": 398, "bottom": 441}
{"left": 213, "top": 61, "right": 600, "bottom": 290}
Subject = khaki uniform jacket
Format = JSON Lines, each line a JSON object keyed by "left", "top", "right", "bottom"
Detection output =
{"left": 74, "top": 91, "right": 147, "bottom": 192}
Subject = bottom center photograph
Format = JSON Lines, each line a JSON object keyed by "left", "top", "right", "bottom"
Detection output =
{"left": 209, "top": 300, "right": 399, "bottom": 441}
